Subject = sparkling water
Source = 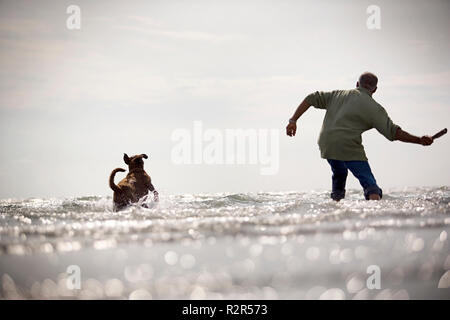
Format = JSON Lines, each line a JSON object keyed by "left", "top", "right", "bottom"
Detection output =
{"left": 1, "top": 187, "right": 449, "bottom": 299}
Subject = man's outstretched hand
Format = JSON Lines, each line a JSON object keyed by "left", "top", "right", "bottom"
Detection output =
{"left": 420, "top": 135, "right": 434, "bottom": 146}
{"left": 395, "top": 128, "right": 435, "bottom": 146}
{"left": 286, "top": 122, "right": 297, "bottom": 137}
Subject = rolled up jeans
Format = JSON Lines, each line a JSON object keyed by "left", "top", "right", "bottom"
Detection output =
{"left": 327, "top": 159, "right": 382, "bottom": 200}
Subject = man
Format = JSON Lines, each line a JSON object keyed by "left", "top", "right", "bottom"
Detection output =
{"left": 286, "top": 72, "right": 434, "bottom": 201}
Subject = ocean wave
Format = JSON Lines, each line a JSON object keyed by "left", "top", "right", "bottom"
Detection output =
{"left": 0, "top": 187, "right": 449, "bottom": 255}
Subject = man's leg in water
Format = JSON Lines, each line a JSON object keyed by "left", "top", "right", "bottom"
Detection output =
{"left": 327, "top": 160, "right": 348, "bottom": 201}
{"left": 344, "top": 161, "right": 382, "bottom": 200}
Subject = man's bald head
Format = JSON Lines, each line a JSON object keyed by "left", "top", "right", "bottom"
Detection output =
{"left": 357, "top": 72, "right": 378, "bottom": 93}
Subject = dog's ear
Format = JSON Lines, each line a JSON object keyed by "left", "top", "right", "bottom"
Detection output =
{"left": 123, "top": 153, "right": 130, "bottom": 165}
{"left": 141, "top": 154, "right": 148, "bottom": 159}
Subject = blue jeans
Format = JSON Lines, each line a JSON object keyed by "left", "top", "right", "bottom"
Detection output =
{"left": 327, "top": 159, "right": 382, "bottom": 200}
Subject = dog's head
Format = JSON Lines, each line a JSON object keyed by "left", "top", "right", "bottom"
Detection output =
{"left": 123, "top": 153, "right": 148, "bottom": 170}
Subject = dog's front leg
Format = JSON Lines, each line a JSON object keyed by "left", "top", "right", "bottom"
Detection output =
{"left": 149, "top": 183, "right": 159, "bottom": 202}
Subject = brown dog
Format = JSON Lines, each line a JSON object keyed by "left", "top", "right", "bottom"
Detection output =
{"left": 109, "top": 153, "right": 159, "bottom": 211}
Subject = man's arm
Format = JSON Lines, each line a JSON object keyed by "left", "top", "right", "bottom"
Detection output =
{"left": 371, "top": 105, "right": 433, "bottom": 146}
{"left": 394, "top": 127, "right": 433, "bottom": 146}
{"left": 286, "top": 91, "right": 334, "bottom": 137}
{"left": 286, "top": 99, "right": 311, "bottom": 137}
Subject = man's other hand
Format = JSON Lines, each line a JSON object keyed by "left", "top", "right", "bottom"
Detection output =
{"left": 286, "top": 122, "right": 297, "bottom": 137}
{"left": 420, "top": 136, "right": 434, "bottom": 146}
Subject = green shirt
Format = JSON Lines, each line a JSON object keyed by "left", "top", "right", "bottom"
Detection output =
{"left": 305, "top": 87, "right": 400, "bottom": 161}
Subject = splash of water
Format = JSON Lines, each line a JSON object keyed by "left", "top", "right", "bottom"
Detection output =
{"left": 1, "top": 187, "right": 448, "bottom": 254}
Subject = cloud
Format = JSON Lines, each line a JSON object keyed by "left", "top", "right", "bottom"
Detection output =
{"left": 114, "top": 15, "right": 245, "bottom": 43}
{"left": 385, "top": 70, "right": 450, "bottom": 87}
{"left": 0, "top": 17, "right": 51, "bottom": 36}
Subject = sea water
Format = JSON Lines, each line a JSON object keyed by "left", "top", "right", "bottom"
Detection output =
{"left": 0, "top": 187, "right": 449, "bottom": 299}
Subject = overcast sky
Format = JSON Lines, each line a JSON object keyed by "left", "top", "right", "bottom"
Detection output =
{"left": 0, "top": 0, "right": 449, "bottom": 199}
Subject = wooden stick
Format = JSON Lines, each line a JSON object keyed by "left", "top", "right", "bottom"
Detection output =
{"left": 432, "top": 128, "right": 447, "bottom": 140}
